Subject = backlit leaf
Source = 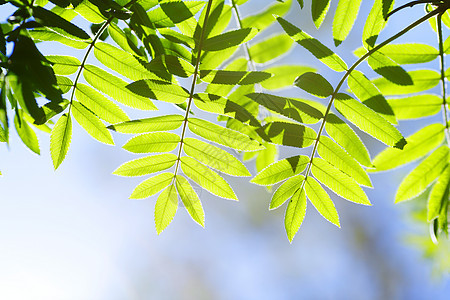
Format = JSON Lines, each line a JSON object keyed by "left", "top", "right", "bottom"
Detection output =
{"left": 83, "top": 65, "right": 157, "bottom": 110}
{"left": 188, "top": 118, "right": 263, "bottom": 151}
{"left": 72, "top": 101, "right": 114, "bottom": 145}
{"left": 371, "top": 124, "right": 445, "bottom": 172}
{"left": 305, "top": 177, "right": 340, "bottom": 227}
{"left": 387, "top": 94, "right": 442, "bottom": 120}
{"left": 285, "top": 188, "right": 307, "bottom": 242}
{"left": 427, "top": 165, "right": 450, "bottom": 221}
{"left": 311, "top": 0, "right": 331, "bottom": 29}
{"left": 50, "top": 113, "right": 72, "bottom": 169}
{"left": 258, "top": 121, "right": 316, "bottom": 148}
{"left": 270, "top": 175, "right": 304, "bottom": 210}
{"left": 347, "top": 70, "right": 396, "bottom": 124}
{"left": 312, "top": 157, "right": 371, "bottom": 205}
{"left": 318, "top": 136, "right": 372, "bottom": 187}
{"left": 396, "top": 146, "right": 450, "bottom": 203}
{"left": 175, "top": 175, "right": 205, "bottom": 226}
{"left": 251, "top": 155, "right": 309, "bottom": 186}
{"left": 130, "top": 172, "right": 174, "bottom": 200}
{"left": 180, "top": 156, "right": 237, "bottom": 200}
{"left": 373, "top": 70, "right": 440, "bottom": 95}
{"left": 277, "top": 17, "right": 348, "bottom": 72}
{"left": 183, "top": 137, "right": 250, "bottom": 177}
{"left": 113, "top": 153, "right": 177, "bottom": 177}
{"left": 333, "top": 0, "right": 362, "bottom": 46}
{"left": 123, "top": 132, "right": 180, "bottom": 153}
{"left": 155, "top": 184, "right": 178, "bottom": 234}
{"left": 108, "top": 115, "right": 184, "bottom": 134}
{"left": 294, "top": 72, "right": 334, "bottom": 98}
{"left": 126, "top": 79, "right": 189, "bottom": 104}
{"left": 334, "top": 93, "right": 406, "bottom": 149}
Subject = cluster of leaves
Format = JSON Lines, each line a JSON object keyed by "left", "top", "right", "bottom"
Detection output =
{"left": 0, "top": 0, "right": 449, "bottom": 248}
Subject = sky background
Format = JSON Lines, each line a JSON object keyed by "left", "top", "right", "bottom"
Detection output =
{"left": 0, "top": 0, "right": 449, "bottom": 299}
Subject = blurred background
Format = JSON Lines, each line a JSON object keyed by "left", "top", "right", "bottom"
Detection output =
{"left": 0, "top": 0, "right": 449, "bottom": 299}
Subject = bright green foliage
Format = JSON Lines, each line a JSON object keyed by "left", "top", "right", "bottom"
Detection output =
{"left": 396, "top": 146, "right": 450, "bottom": 203}
{"left": 175, "top": 175, "right": 205, "bottom": 227}
{"left": 333, "top": 0, "right": 362, "bottom": 46}
{"left": 285, "top": 188, "right": 307, "bottom": 242}
{"left": 334, "top": 93, "right": 406, "bottom": 148}
{"left": 312, "top": 157, "right": 371, "bottom": 205}
{"left": 155, "top": 184, "right": 178, "bottom": 234}
{"left": 304, "top": 177, "right": 340, "bottom": 227}
{"left": 1, "top": 0, "right": 450, "bottom": 245}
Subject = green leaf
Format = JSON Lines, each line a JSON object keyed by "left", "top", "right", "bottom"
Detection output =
{"left": 277, "top": 17, "right": 348, "bottom": 72}
{"left": 312, "top": 157, "right": 371, "bottom": 205}
{"left": 126, "top": 79, "right": 190, "bottom": 104}
{"left": 333, "top": 0, "right": 362, "bottom": 46}
{"left": 14, "top": 112, "right": 40, "bottom": 155}
{"left": 108, "top": 115, "right": 184, "bottom": 133}
{"left": 148, "top": 0, "right": 205, "bottom": 28}
{"left": 122, "top": 132, "right": 180, "bottom": 153}
{"left": 180, "top": 156, "right": 237, "bottom": 200}
{"left": 30, "top": 28, "right": 89, "bottom": 49}
{"left": 246, "top": 93, "right": 323, "bottom": 124}
{"left": 74, "top": 0, "right": 107, "bottom": 24}
{"left": 270, "top": 175, "right": 304, "bottom": 210}
{"left": 193, "top": 94, "right": 261, "bottom": 127}
{"left": 318, "top": 136, "right": 372, "bottom": 187}
{"left": 396, "top": 146, "right": 450, "bottom": 203}
{"left": 373, "top": 70, "right": 440, "bottom": 96}
{"left": 294, "top": 72, "right": 334, "bottom": 98}
{"left": 188, "top": 118, "right": 263, "bottom": 151}
{"left": 50, "top": 113, "right": 72, "bottom": 170}
{"left": 83, "top": 65, "right": 157, "bottom": 110}
{"left": 428, "top": 165, "right": 450, "bottom": 221}
{"left": 305, "top": 177, "right": 340, "bottom": 227}
{"left": 200, "top": 70, "right": 271, "bottom": 85}
{"left": 175, "top": 175, "right": 205, "bottom": 227}
{"left": 347, "top": 70, "right": 396, "bottom": 124}
{"left": 130, "top": 172, "right": 174, "bottom": 200}
{"left": 256, "top": 142, "right": 278, "bottom": 173}
{"left": 108, "top": 22, "right": 142, "bottom": 56}
{"left": 155, "top": 184, "right": 178, "bottom": 234}
{"left": 368, "top": 52, "right": 413, "bottom": 86}
{"left": 285, "top": 188, "right": 307, "bottom": 242}
{"left": 334, "top": 93, "right": 406, "bottom": 149}
{"left": 113, "top": 153, "right": 177, "bottom": 177}
{"left": 241, "top": 0, "right": 292, "bottom": 31}
{"left": 311, "top": 0, "right": 331, "bottom": 29}
{"left": 387, "top": 94, "right": 442, "bottom": 120}
{"left": 32, "top": 6, "right": 90, "bottom": 40}
{"left": 75, "top": 83, "right": 129, "bottom": 124}
{"left": 371, "top": 124, "right": 445, "bottom": 172}
{"left": 362, "top": 0, "right": 393, "bottom": 48}
{"left": 260, "top": 65, "right": 315, "bottom": 90}
{"left": 203, "top": 28, "right": 258, "bottom": 52}
{"left": 72, "top": 101, "right": 114, "bottom": 145}
{"left": 248, "top": 34, "right": 294, "bottom": 64}
{"left": 354, "top": 43, "right": 439, "bottom": 64}
{"left": 258, "top": 121, "right": 316, "bottom": 148}
{"left": 146, "top": 55, "right": 195, "bottom": 78}
{"left": 46, "top": 55, "right": 80, "bottom": 75}
{"left": 251, "top": 155, "right": 309, "bottom": 186}
{"left": 183, "top": 137, "right": 251, "bottom": 177}
{"left": 94, "top": 42, "right": 157, "bottom": 81}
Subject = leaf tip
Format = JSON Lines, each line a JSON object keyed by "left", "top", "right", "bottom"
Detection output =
{"left": 394, "top": 138, "right": 407, "bottom": 150}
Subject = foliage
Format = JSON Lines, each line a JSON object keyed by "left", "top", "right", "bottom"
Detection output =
{"left": 0, "top": 0, "right": 449, "bottom": 261}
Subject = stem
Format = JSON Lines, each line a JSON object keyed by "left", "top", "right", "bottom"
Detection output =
{"left": 68, "top": 17, "right": 114, "bottom": 114}
{"left": 173, "top": 0, "right": 214, "bottom": 177}
{"left": 301, "top": 7, "right": 442, "bottom": 186}
{"left": 436, "top": 13, "right": 450, "bottom": 144}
